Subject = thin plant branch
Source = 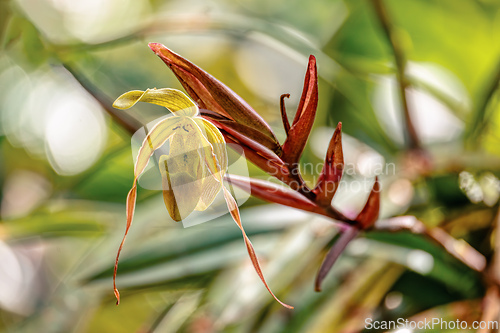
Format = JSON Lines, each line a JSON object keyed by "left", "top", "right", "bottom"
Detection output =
{"left": 476, "top": 207, "right": 500, "bottom": 333}
{"left": 478, "top": 285, "right": 500, "bottom": 333}
{"left": 376, "top": 216, "right": 487, "bottom": 273}
{"left": 467, "top": 56, "right": 500, "bottom": 144}
{"left": 489, "top": 206, "right": 500, "bottom": 285}
{"left": 372, "top": 0, "right": 420, "bottom": 150}
{"left": 61, "top": 63, "right": 142, "bottom": 135}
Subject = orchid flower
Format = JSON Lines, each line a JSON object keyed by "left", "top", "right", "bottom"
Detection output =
{"left": 112, "top": 88, "right": 293, "bottom": 309}
{"left": 146, "top": 43, "right": 381, "bottom": 291}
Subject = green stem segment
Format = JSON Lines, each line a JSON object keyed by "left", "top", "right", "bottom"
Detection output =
{"left": 467, "top": 57, "right": 500, "bottom": 144}
{"left": 372, "top": 0, "right": 420, "bottom": 150}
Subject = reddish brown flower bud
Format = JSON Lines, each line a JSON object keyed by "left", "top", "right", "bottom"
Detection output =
{"left": 148, "top": 43, "right": 279, "bottom": 151}
{"left": 355, "top": 177, "right": 380, "bottom": 229}
{"left": 313, "top": 122, "right": 344, "bottom": 207}
{"left": 281, "top": 55, "right": 318, "bottom": 164}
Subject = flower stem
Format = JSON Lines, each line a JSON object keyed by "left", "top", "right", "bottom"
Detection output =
{"left": 372, "top": 0, "right": 420, "bottom": 150}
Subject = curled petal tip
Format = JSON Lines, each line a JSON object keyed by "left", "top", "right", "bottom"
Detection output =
{"left": 148, "top": 43, "right": 173, "bottom": 64}
{"left": 114, "top": 288, "right": 120, "bottom": 305}
{"left": 148, "top": 42, "right": 162, "bottom": 53}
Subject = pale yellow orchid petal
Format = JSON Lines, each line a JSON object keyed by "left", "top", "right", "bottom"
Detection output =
{"left": 159, "top": 157, "right": 203, "bottom": 221}
{"left": 192, "top": 117, "right": 228, "bottom": 211}
{"left": 113, "top": 88, "right": 198, "bottom": 116}
{"left": 114, "top": 115, "right": 183, "bottom": 304}
{"left": 134, "top": 116, "right": 184, "bottom": 178}
{"left": 194, "top": 175, "right": 221, "bottom": 211}
{"left": 194, "top": 118, "right": 228, "bottom": 173}
{"left": 159, "top": 130, "right": 204, "bottom": 221}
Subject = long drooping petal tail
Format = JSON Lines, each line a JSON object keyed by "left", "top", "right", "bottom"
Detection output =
{"left": 113, "top": 184, "right": 137, "bottom": 304}
{"left": 196, "top": 124, "right": 294, "bottom": 309}
{"left": 112, "top": 115, "right": 179, "bottom": 304}
{"left": 222, "top": 186, "right": 294, "bottom": 309}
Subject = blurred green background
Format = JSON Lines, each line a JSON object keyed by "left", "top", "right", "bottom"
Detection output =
{"left": 1, "top": 0, "right": 500, "bottom": 332}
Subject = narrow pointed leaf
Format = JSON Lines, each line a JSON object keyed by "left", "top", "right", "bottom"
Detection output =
{"left": 315, "top": 226, "right": 360, "bottom": 292}
{"left": 226, "top": 174, "right": 327, "bottom": 216}
{"left": 148, "top": 43, "right": 279, "bottom": 150}
{"left": 355, "top": 177, "right": 380, "bottom": 229}
{"left": 313, "top": 122, "right": 344, "bottom": 206}
{"left": 282, "top": 55, "right": 318, "bottom": 164}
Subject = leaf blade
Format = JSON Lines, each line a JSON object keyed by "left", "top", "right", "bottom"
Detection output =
{"left": 315, "top": 226, "right": 360, "bottom": 292}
